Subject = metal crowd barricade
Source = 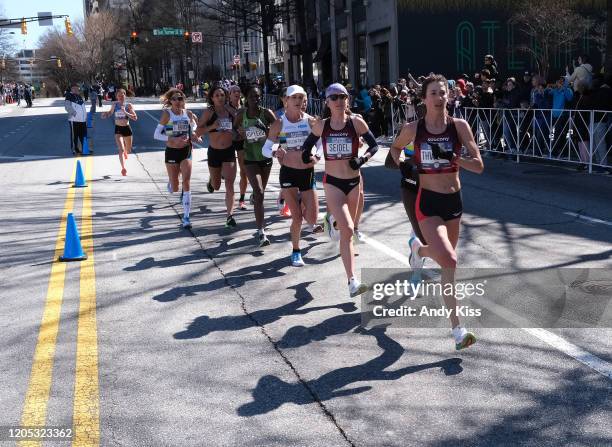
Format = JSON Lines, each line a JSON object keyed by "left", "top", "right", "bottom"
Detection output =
{"left": 458, "top": 107, "right": 612, "bottom": 172}
{"left": 390, "top": 102, "right": 418, "bottom": 136}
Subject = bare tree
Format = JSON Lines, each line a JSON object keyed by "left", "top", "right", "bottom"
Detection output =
{"left": 510, "top": 0, "right": 592, "bottom": 80}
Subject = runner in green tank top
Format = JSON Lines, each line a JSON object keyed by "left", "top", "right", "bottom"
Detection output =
{"left": 234, "top": 85, "right": 277, "bottom": 247}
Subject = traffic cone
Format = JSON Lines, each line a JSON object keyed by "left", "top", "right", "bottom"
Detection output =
{"left": 59, "top": 213, "right": 87, "bottom": 262}
{"left": 74, "top": 160, "right": 87, "bottom": 187}
{"left": 82, "top": 136, "right": 90, "bottom": 155}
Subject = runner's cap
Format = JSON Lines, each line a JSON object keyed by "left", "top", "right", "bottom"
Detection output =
{"left": 286, "top": 85, "right": 306, "bottom": 97}
{"left": 325, "top": 83, "right": 349, "bottom": 98}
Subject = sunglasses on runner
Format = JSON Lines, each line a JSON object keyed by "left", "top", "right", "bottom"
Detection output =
{"left": 171, "top": 96, "right": 185, "bottom": 101}
{"left": 328, "top": 94, "right": 348, "bottom": 101}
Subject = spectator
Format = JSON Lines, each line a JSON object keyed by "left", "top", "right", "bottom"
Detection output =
{"left": 570, "top": 80, "right": 592, "bottom": 170}
{"left": 499, "top": 78, "right": 522, "bottom": 154}
{"left": 546, "top": 76, "right": 574, "bottom": 156}
{"left": 483, "top": 55, "right": 499, "bottom": 80}
{"left": 354, "top": 84, "right": 372, "bottom": 115}
{"left": 519, "top": 72, "right": 533, "bottom": 103}
{"left": 566, "top": 55, "right": 593, "bottom": 92}
{"left": 64, "top": 83, "right": 88, "bottom": 155}
{"left": 590, "top": 74, "right": 612, "bottom": 168}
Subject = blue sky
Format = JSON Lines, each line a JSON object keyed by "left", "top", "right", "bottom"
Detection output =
{"left": 1, "top": 0, "right": 85, "bottom": 50}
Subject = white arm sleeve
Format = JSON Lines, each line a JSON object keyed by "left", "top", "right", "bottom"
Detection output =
{"left": 262, "top": 139, "right": 275, "bottom": 158}
{"left": 154, "top": 124, "right": 168, "bottom": 142}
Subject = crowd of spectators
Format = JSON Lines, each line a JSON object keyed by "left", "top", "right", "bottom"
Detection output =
{"left": 0, "top": 81, "right": 35, "bottom": 107}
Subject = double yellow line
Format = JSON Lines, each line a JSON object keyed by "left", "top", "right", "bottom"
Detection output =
{"left": 20, "top": 156, "right": 99, "bottom": 447}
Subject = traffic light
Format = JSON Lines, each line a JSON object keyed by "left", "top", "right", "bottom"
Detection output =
{"left": 65, "top": 18, "right": 73, "bottom": 36}
{"left": 56, "top": 58, "right": 62, "bottom": 68}
{"left": 21, "top": 18, "right": 27, "bottom": 35}
{"left": 183, "top": 31, "right": 190, "bottom": 42}
{"left": 130, "top": 31, "right": 139, "bottom": 45}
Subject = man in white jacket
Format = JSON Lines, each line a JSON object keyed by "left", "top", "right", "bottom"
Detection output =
{"left": 64, "top": 84, "right": 88, "bottom": 154}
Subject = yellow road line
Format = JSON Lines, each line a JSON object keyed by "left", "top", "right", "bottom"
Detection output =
{"left": 73, "top": 155, "right": 100, "bottom": 446}
{"left": 19, "top": 162, "right": 78, "bottom": 447}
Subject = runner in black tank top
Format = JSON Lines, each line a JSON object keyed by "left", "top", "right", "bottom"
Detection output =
{"left": 389, "top": 74, "right": 484, "bottom": 350}
{"left": 301, "top": 83, "right": 380, "bottom": 298}
{"left": 195, "top": 85, "right": 238, "bottom": 228}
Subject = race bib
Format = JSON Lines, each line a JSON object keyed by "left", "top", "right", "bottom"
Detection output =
{"left": 326, "top": 137, "right": 352, "bottom": 158}
{"left": 172, "top": 120, "right": 190, "bottom": 135}
{"left": 218, "top": 118, "right": 233, "bottom": 131}
{"left": 114, "top": 110, "right": 126, "bottom": 119}
{"left": 421, "top": 148, "right": 434, "bottom": 162}
{"left": 286, "top": 131, "right": 308, "bottom": 151}
{"left": 246, "top": 126, "right": 266, "bottom": 142}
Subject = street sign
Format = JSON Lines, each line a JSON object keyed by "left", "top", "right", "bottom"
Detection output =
{"left": 242, "top": 41, "right": 251, "bottom": 54}
{"left": 153, "top": 27, "right": 185, "bottom": 36}
{"left": 191, "top": 32, "right": 202, "bottom": 43}
{"left": 233, "top": 54, "right": 240, "bottom": 64}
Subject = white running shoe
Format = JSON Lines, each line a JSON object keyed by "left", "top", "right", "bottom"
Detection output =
{"left": 409, "top": 235, "right": 424, "bottom": 269}
{"left": 452, "top": 326, "right": 476, "bottom": 350}
{"left": 354, "top": 230, "right": 365, "bottom": 243}
{"left": 348, "top": 277, "right": 369, "bottom": 298}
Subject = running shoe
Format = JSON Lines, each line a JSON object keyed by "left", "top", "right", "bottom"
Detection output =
{"left": 280, "top": 203, "right": 291, "bottom": 217}
{"left": 206, "top": 181, "right": 214, "bottom": 193}
{"left": 182, "top": 216, "right": 192, "bottom": 229}
{"left": 239, "top": 200, "right": 247, "bottom": 210}
{"left": 225, "top": 215, "right": 237, "bottom": 228}
{"left": 258, "top": 233, "right": 271, "bottom": 247}
{"left": 290, "top": 251, "right": 305, "bottom": 267}
{"left": 311, "top": 224, "right": 324, "bottom": 234}
{"left": 121, "top": 168, "right": 127, "bottom": 176}
{"left": 409, "top": 235, "right": 424, "bottom": 269}
{"left": 354, "top": 230, "right": 365, "bottom": 243}
{"left": 324, "top": 213, "right": 340, "bottom": 241}
{"left": 452, "top": 326, "right": 476, "bottom": 350}
{"left": 348, "top": 278, "right": 369, "bottom": 298}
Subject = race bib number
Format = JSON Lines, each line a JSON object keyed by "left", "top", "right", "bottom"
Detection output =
{"left": 114, "top": 110, "right": 126, "bottom": 119}
{"left": 421, "top": 148, "right": 434, "bottom": 162}
{"left": 326, "top": 137, "right": 352, "bottom": 158}
{"left": 286, "top": 131, "right": 308, "bottom": 151}
{"left": 246, "top": 126, "right": 266, "bottom": 142}
{"left": 218, "top": 118, "right": 233, "bottom": 131}
{"left": 172, "top": 120, "right": 190, "bottom": 135}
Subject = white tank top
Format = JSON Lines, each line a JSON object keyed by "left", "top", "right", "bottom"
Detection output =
{"left": 164, "top": 109, "right": 191, "bottom": 137}
{"left": 279, "top": 113, "right": 312, "bottom": 152}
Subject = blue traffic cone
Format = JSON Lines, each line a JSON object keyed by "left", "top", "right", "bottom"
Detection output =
{"left": 74, "top": 160, "right": 87, "bottom": 187}
{"left": 86, "top": 112, "right": 93, "bottom": 128}
{"left": 82, "top": 136, "right": 90, "bottom": 155}
{"left": 59, "top": 213, "right": 87, "bottom": 262}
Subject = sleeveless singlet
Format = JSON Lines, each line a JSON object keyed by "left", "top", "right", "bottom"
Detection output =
{"left": 114, "top": 102, "right": 130, "bottom": 121}
{"left": 164, "top": 109, "right": 191, "bottom": 138}
{"left": 321, "top": 117, "right": 359, "bottom": 161}
{"left": 242, "top": 109, "right": 269, "bottom": 162}
{"left": 279, "top": 113, "right": 311, "bottom": 152}
{"left": 413, "top": 117, "right": 461, "bottom": 174}
{"left": 206, "top": 110, "right": 233, "bottom": 133}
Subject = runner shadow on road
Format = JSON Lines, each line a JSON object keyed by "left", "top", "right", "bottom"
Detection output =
{"left": 172, "top": 281, "right": 356, "bottom": 339}
{"left": 237, "top": 326, "right": 463, "bottom": 416}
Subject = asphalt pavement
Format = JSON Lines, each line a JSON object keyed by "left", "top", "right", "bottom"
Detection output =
{"left": 0, "top": 97, "right": 610, "bottom": 447}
